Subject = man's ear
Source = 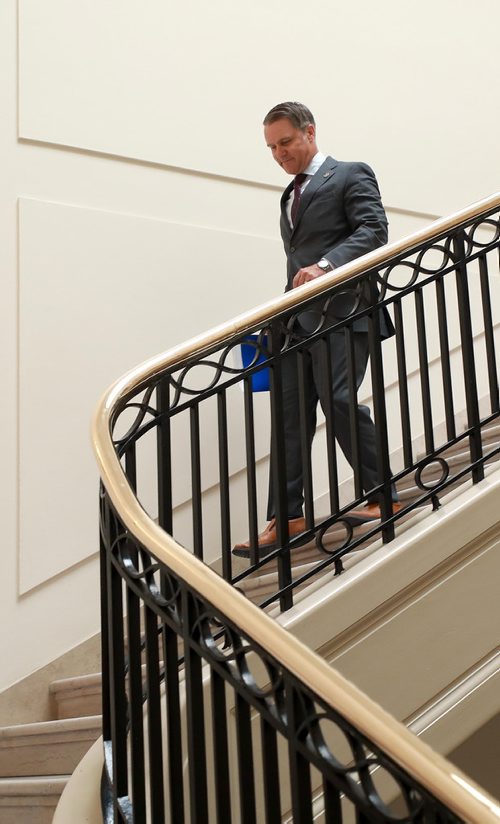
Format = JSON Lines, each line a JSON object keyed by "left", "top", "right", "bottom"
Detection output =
{"left": 305, "top": 123, "right": 316, "bottom": 142}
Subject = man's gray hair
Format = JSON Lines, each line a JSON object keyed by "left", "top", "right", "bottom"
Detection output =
{"left": 263, "top": 101, "right": 315, "bottom": 130}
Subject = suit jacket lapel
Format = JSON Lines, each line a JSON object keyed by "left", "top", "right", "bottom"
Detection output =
{"left": 280, "top": 180, "right": 294, "bottom": 240}
{"left": 291, "top": 156, "right": 338, "bottom": 233}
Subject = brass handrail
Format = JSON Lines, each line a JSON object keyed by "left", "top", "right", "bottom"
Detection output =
{"left": 92, "top": 191, "right": 500, "bottom": 823}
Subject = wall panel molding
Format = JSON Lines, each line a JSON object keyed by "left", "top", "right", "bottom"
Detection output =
{"left": 18, "top": 0, "right": 500, "bottom": 215}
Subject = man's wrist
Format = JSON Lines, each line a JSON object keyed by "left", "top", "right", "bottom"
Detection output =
{"left": 317, "top": 258, "right": 334, "bottom": 273}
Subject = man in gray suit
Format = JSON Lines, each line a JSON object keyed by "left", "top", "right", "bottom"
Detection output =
{"left": 233, "top": 101, "right": 400, "bottom": 558}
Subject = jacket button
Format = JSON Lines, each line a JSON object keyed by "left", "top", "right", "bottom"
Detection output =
{"left": 290, "top": 246, "right": 295, "bottom": 252}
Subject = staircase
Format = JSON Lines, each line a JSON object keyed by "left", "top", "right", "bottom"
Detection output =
{"left": 0, "top": 677, "right": 101, "bottom": 823}
{"left": 1, "top": 422, "right": 498, "bottom": 822}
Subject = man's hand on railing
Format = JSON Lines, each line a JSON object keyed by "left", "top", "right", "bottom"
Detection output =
{"left": 292, "top": 262, "right": 332, "bottom": 288}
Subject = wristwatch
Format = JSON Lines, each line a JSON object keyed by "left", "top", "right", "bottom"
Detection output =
{"left": 317, "top": 258, "right": 333, "bottom": 273}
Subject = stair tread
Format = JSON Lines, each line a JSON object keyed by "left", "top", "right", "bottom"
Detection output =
{"left": 0, "top": 716, "right": 101, "bottom": 777}
{"left": 0, "top": 776, "right": 69, "bottom": 790}
{"left": 50, "top": 672, "right": 102, "bottom": 693}
{"left": 0, "top": 715, "right": 101, "bottom": 741}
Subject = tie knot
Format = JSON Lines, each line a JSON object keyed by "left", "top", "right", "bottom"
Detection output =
{"left": 294, "top": 173, "right": 308, "bottom": 189}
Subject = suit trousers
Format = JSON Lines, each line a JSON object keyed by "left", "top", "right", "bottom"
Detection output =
{"left": 267, "top": 331, "right": 384, "bottom": 520}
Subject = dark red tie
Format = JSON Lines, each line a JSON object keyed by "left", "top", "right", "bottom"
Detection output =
{"left": 291, "top": 173, "right": 308, "bottom": 225}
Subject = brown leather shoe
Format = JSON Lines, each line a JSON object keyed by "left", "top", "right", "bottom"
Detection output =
{"left": 345, "top": 501, "right": 403, "bottom": 524}
{"left": 232, "top": 516, "right": 307, "bottom": 559}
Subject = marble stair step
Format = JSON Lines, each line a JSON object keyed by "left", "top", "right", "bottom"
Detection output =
{"left": 0, "top": 775, "right": 68, "bottom": 824}
{"left": 50, "top": 672, "right": 102, "bottom": 720}
{"left": 0, "top": 715, "right": 101, "bottom": 777}
{"left": 50, "top": 659, "right": 167, "bottom": 721}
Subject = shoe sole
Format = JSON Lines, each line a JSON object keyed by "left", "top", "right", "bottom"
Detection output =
{"left": 232, "top": 531, "right": 312, "bottom": 560}
{"left": 344, "top": 504, "right": 408, "bottom": 526}
{"left": 343, "top": 513, "right": 380, "bottom": 526}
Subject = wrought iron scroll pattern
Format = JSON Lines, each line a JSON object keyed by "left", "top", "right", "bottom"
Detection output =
{"left": 96, "top": 198, "right": 500, "bottom": 823}
{"left": 100, "top": 491, "right": 465, "bottom": 822}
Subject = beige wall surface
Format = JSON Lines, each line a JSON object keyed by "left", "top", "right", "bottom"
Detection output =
{"left": 1, "top": 0, "right": 499, "bottom": 690}
{"left": 18, "top": 0, "right": 500, "bottom": 215}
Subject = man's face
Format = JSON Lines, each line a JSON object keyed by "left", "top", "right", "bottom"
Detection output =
{"left": 264, "top": 117, "right": 317, "bottom": 176}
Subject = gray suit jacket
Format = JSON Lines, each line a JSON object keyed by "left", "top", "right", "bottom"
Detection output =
{"left": 280, "top": 156, "right": 393, "bottom": 336}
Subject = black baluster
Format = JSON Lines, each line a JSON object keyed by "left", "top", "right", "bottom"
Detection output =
{"left": 244, "top": 377, "right": 259, "bottom": 567}
{"left": 394, "top": 299, "right": 413, "bottom": 468}
{"left": 184, "top": 591, "right": 209, "bottom": 823}
{"left": 211, "top": 669, "right": 232, "bottom": 823}
{"left": 126, "top": 546, "right": 146, "bottom": 821}
{"left": 320, "top": 336, "right": 340, "bottom": 515}
{"left": 415, "top": 288, "right": 434, "bottom": 455}
{"left": 435, "top": 276, "right": 456, "bottom": 442}
{"left": 190, "top": 404, "right": 204, "bottom": 558}
{"left": 261, "top": 716, "right": 282, "bottom": 823}
{"left": 107, "top": 529, "right": 128, "bottom": 812}
{"left": 217, "top": 390, "right": 232, "bottom": 579}
{"left": 453, "top": 230, "right": 483, "bottom": 482}
{"left": 269, "top": 319, "right": 293, "bottom": 611}
{"left": 367, "top": 281, "right": 394, "bottom": 541}
{"left": 144, "top": 603, "right": 165, "bottom": 823}
{"left": 479, "top": 252, "right": 499, "bottom": 414}
{"left": 285, "top": 684, "right": 313, "bottom": 824}
{"left": 297, "top": 348, "right": 315, "bottom": 530}
{"left": 163, "top": 617, "right": 185, "bottom": 823}
{"left": 157, "top": 376, "right": 173, "bottom": 534}
{"left": 323, "top": 778, "right": 343, "bottom": 823}
{"left": 345, "top": 326, "right": 363, "bottom": 500}
{"left": 235, "top": 690, "right": 257, "bottom": 824}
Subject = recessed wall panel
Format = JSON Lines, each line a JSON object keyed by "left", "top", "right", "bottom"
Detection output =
{"left": 18, "top": 197, "right": 280, "bottom": 592}
{"left": 19, "top": 0, "right": 500, "bottom": 215}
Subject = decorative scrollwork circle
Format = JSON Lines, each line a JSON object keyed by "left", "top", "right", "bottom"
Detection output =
{"left": 415, "top": 457, "right": 449, "bottom": 491}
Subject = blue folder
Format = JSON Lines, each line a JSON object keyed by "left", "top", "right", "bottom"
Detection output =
{"left": 240, "top": 334, "right": 270, "bottom": 392}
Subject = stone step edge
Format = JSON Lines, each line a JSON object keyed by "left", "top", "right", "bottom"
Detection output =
{"left": 50, "top": 672, "right": 101, "bottom": 694}
{"left": 0, "top": 715, "right": 102, "bottom": 748}
{"left": 50, "top": 663, "right": 158, "bottom": 704}
{"left": 0, "top": 774, "right": 68, "bottom": 798}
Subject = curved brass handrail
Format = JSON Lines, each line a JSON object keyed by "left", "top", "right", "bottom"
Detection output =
{"left": 92, "top": 191, "right": 500, "bottom": 823}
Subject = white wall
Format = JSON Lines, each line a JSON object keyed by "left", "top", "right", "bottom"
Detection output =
{"left": 1, "top": 0, "right": 499, "bottom": 690}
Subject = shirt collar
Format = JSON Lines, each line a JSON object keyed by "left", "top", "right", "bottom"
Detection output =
{"left": 303, "top": 151, "right": 326, "bottom": 177}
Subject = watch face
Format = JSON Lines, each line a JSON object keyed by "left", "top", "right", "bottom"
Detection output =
{"left": 319, "top": 260, "right": 330, "bottom": 270}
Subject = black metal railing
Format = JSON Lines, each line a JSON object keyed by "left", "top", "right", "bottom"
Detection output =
{"left": 105, "top": 194, "right": 500, "bottom": 613}
{"left": 94, "top": 193, "right": 500, "bottom": 823}
{"left": 98, "top": 489, "right": 495, "bottom": 823}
